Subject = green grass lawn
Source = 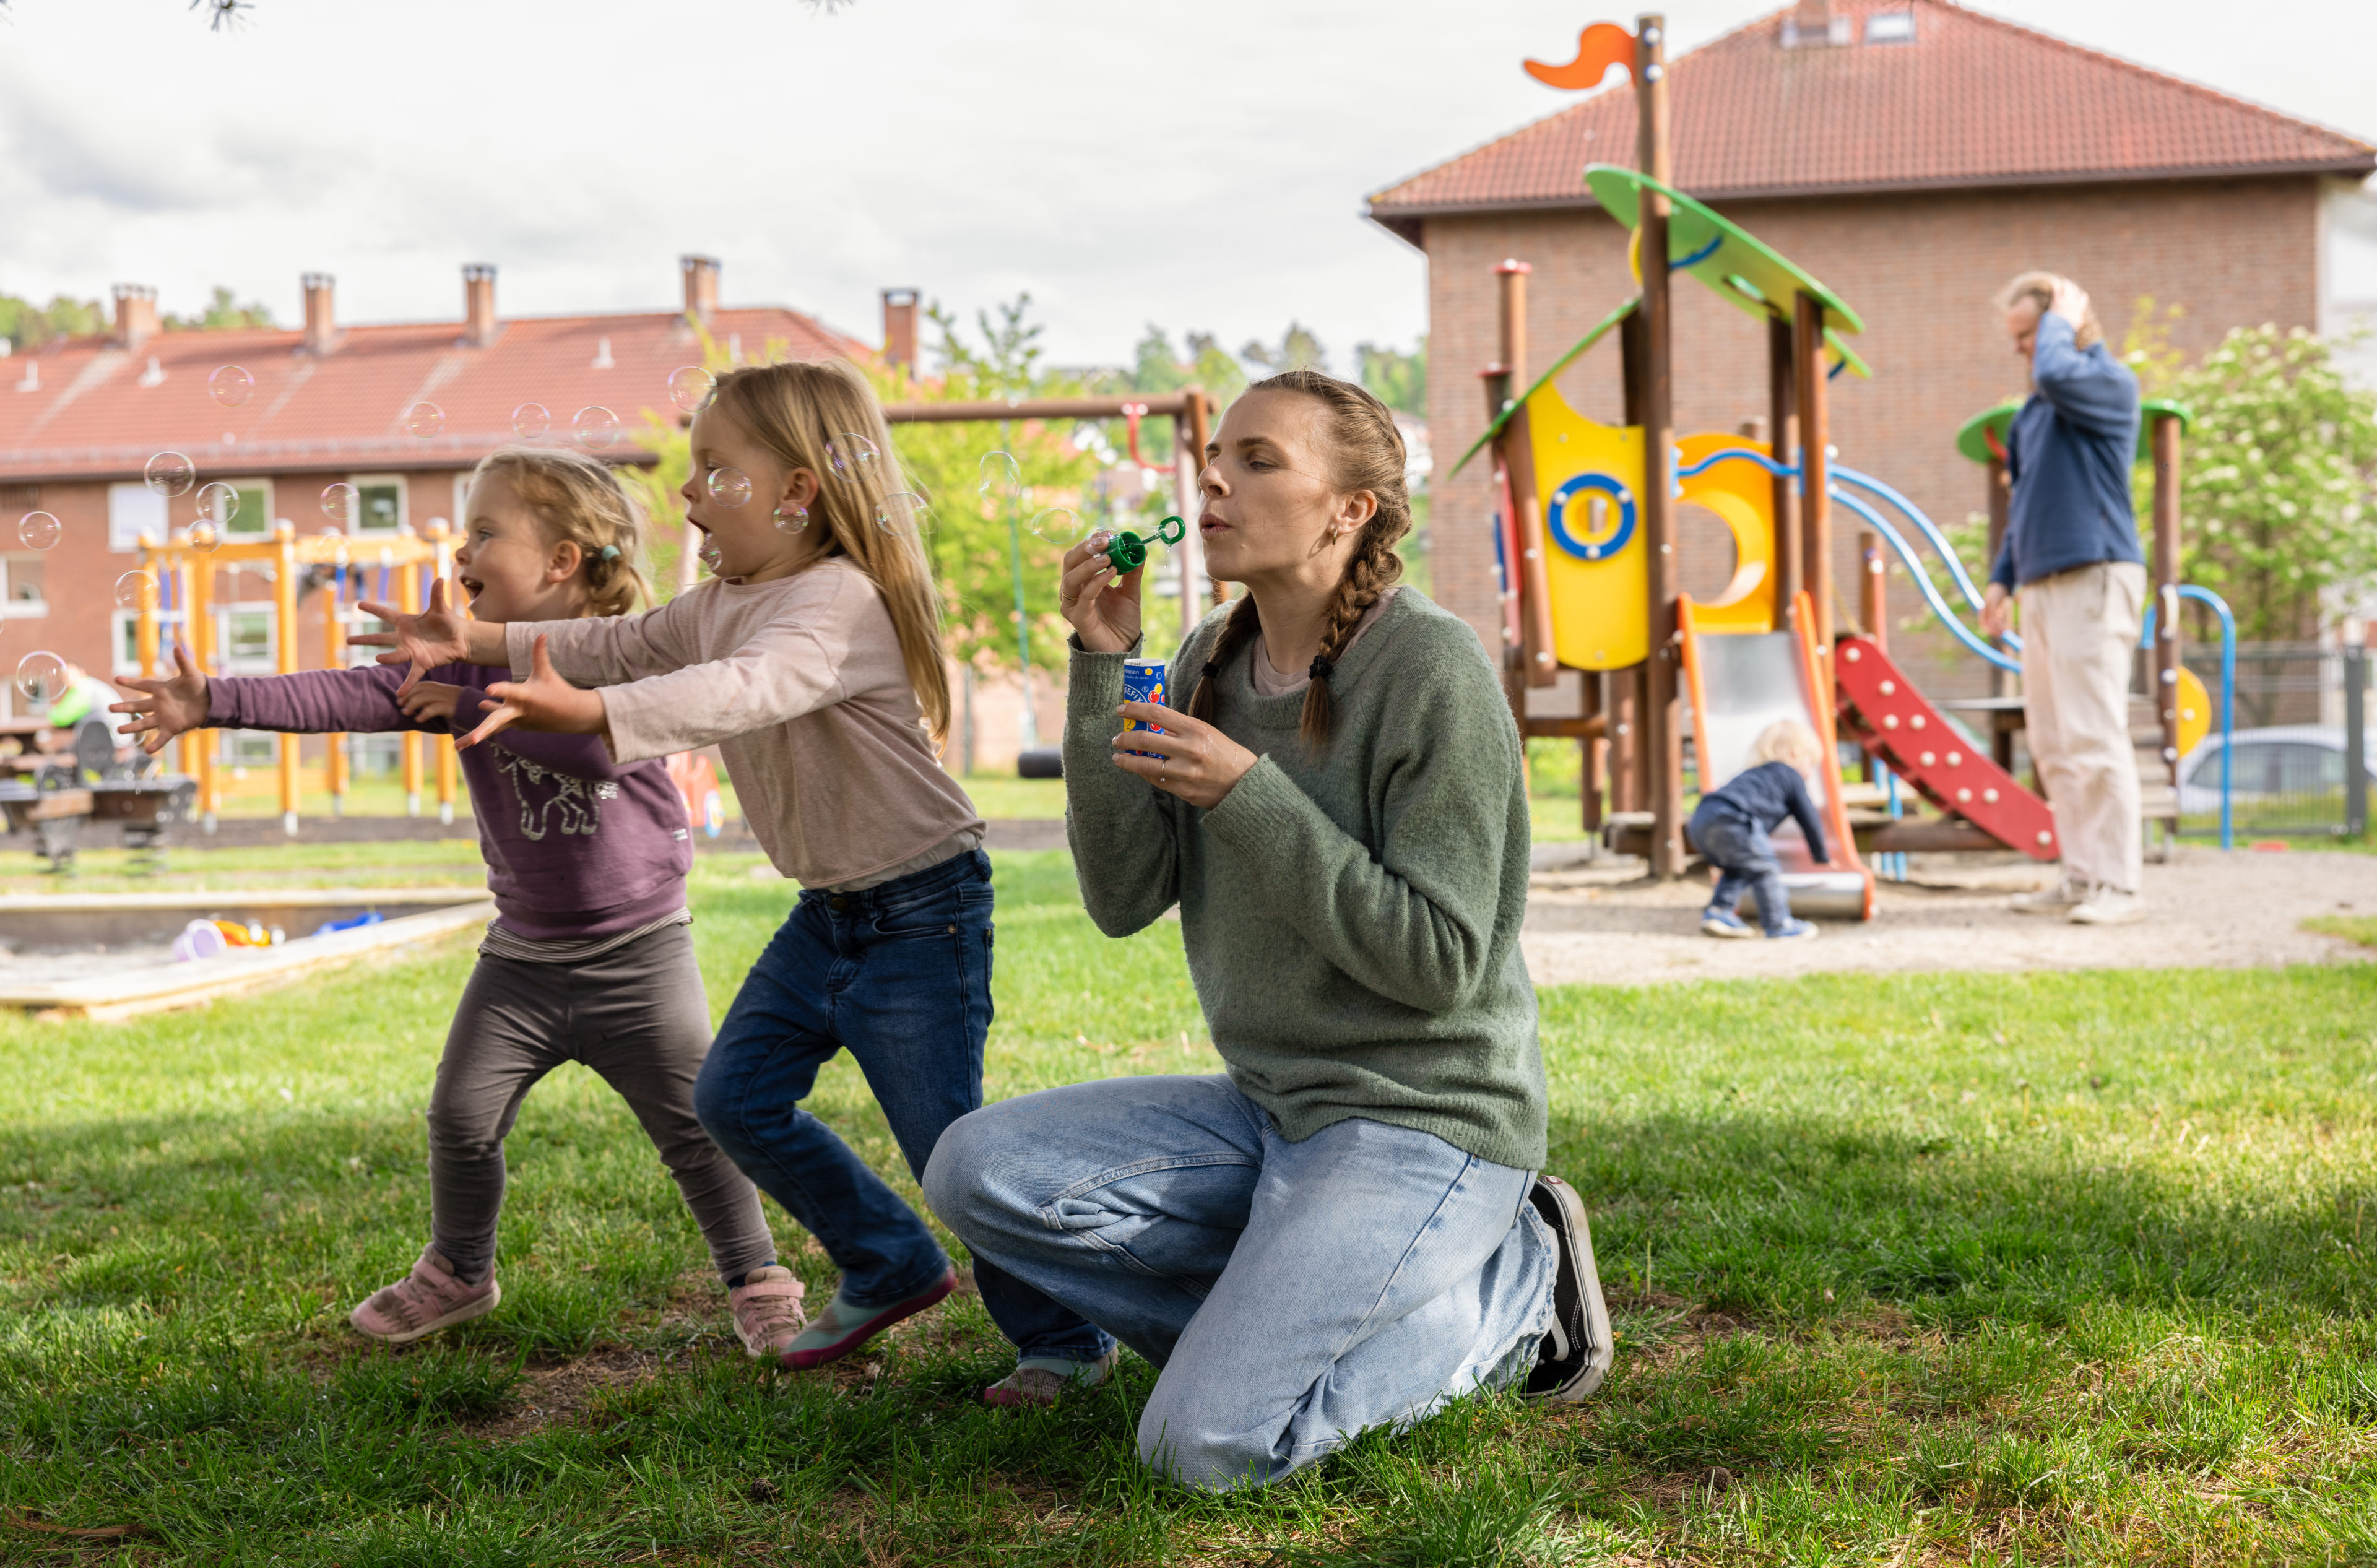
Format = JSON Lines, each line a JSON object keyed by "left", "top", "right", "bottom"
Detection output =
{"left": 4, "top": 850, "right": 2376, "bottom": 1564}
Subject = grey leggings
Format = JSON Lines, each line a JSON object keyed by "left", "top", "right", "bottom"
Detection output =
{"left": 425, "top": 924, "right": 777, "bottom": 1284}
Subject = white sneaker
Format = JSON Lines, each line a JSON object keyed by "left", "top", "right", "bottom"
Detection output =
{"left": 2068, "top": 887, "right": 2145, "bottom": 925}
{"left": 2011, "top": 877, "right": 2087, "bottom": 915}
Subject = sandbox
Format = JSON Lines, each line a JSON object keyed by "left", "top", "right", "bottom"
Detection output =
{"left": 0, "top": 888, "right": 494, "bottom": 1021}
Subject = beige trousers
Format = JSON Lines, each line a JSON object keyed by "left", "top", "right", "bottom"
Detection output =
{"left": 2019, "top": 561, "right": 2145, "bottom": 895}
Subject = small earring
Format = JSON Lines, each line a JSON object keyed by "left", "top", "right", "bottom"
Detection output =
{"left": 775, "top": 504, "right": 808, "bottom": 532}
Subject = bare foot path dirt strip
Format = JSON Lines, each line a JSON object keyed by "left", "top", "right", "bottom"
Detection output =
{"left": 1523, "top": 847, "right": 2373, "bottom": 986}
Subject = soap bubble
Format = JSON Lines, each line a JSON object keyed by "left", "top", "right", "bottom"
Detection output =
{"left": 15, "top": 651, "right": 66, "bottom": 704}
{"left": 16, "top": 511, "right": 60, "bottom": 550}
{"left": 668, "top": 366, "right": 716, "bottom": 414}
{"left": 826, "top": 433, "right": 878, "bottom": 483}
{"left": 573, "top": 406, "right": 620, "bottom": 449}
{"left": 512, "top": 402, "right": 551, "bottom": 440}
{"left": 114, "top": 571, "right": 158, "bottom": 611}
{"left": 207, "top": 365, "right": 254, "bottom": 407}
{"left": 321, "top": 484, "right": 358, "bottom": 530}
{"left": 404, "top": 401, "right": 445, "bottom": 438}
{"left": 1030, "top": 507, "right": 1089, "bottom": 545}
{"left": 704, "top": 466, "right": 752, "bottom": 508}
{"left": 697, "top": 539, "right": 723, "bottom": 573}
{"left": 144, "top": 451, "right": 197, "bottom": 498}
{"left": 977, "top": 450, "right": 1020, "bottom": 501}
{"left": 186, "top": 520, "right": 221, "bottom": 555}
{"left": 875, "top": 492, "right": 929, "bottom": 538}
{"left": 196, "top": 482, "right": 241, "bottom": 530}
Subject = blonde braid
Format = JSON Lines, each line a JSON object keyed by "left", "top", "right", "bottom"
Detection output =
{"left": 1187, "top": 596, "right": 1264, "bottom": 727}
{"left": 1299, "top": 526, "right": 1403, "bottom": 748}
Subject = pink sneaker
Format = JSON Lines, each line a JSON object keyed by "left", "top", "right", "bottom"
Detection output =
{"left": 729, "top": 1266, "right": 808, "bottom": 1358}
{"left": 349, "top": 1247, "right": 500, "bottom": 1345}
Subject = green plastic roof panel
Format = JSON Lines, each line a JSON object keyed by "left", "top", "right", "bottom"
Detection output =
{"left": 1955, "top": 396, "right": 2194, "bottom": 465}
{"left": 1583, "top": 163, "right": 1868, "bottom": 360}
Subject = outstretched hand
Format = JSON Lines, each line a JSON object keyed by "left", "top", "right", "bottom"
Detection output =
{"left": 399, "top": 681, "right": 495, "bottom": 727}
{"left": 457, "top": 635, "right": 607, "bottom": 750}
{"left": 108, "top": 643, "right": 209, "bottom": 756}
{"left": 352, "top": 578, "right": 472, "bottom": 697}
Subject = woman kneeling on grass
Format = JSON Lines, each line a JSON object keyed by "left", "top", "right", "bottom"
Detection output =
{"left": 924, "top": 371, "right": 1613, "bottom": 1489}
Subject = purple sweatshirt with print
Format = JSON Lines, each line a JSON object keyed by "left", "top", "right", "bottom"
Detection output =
{"left": 209, "top": 664, "right": 691, "bottom": 942}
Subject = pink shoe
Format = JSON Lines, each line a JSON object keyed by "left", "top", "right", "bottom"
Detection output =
{"left": 782, "top": 1268, "right": 958, "bottom": 1371}
{"left": 729, "top": 1266, "right": 808, "bottom": 1358}
{"left": 349, "top": 1247, "right": 500, "bottom": 1344}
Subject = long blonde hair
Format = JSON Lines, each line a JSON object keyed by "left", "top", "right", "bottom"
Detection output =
{"left": 1185, "top": 370, "right": 1413, "bottom": 749}
{"left": 709, "top": 359, "right": 952, "bottom": 747}
{"left": 467, "top": 445, "right": 652, "bottom": 617}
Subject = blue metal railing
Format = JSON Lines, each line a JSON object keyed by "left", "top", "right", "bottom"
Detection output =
{"left": 2141, "top": 587, "right": 2237, "bottom": 850}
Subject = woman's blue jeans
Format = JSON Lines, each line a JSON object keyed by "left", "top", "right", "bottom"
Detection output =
{"left": 925, "top": 1073, "right": 1555, "bottom": 1489}
{"left": 692, "top": 850, "right": 1106, "bottom": 1359}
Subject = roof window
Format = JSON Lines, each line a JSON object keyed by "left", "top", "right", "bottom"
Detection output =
{"left": 1864, "top": 12, "right": 1916, "bottom": 43}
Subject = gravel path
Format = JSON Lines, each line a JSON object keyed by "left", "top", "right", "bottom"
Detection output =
{"left": 1523, "top": 847, "right": 2375, "bottom": 986}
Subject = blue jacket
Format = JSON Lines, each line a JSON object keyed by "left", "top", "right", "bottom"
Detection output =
{"left": 1989, "top": 313, "right": 2142, "bottom": 591}
{"left": 1692, "top": 761, "right": 1829, "bottom": 865}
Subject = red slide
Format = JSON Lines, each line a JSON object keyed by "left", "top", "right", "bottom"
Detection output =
{"left": 1833, "top": 635, "right": 2059, "bottom": 862}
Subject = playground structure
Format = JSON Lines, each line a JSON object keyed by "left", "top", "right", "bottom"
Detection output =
{"left": 1466, "top": 13, "right": 2236, "bottom": 906}
{"left": 133, "top": 524, "right": 460, "bottom": 833}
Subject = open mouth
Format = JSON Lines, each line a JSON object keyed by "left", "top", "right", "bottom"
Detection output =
{"left": 457, "top": 576, "right": 484, "bottom": 599}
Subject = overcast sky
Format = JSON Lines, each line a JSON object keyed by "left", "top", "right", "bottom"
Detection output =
{"left": 0, "top": 0, "right": 2370, "bottom": 370}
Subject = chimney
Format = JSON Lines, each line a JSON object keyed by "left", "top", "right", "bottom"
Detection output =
{"left": 881, "top": 288, "right": 920, "bottom": 375}
{"left": 682, "top": 254, "right": 721, "bottom": 324}
{"left": 111, "top": 284, "right": 160, "bottom": 352}
{"left": 462, "top": 262, "right": 499, "bottom": 347}
{"left": 1782, "top": 0, "right": 1850, "bottom": 46}
{"left": 301, "top": 272, "right": 337, "bottom": 357}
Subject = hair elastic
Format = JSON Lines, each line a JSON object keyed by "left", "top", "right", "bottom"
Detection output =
{"left": 1307, "top": 655, "right": 1336, "bottom": 683}
{"left": 1203, "top": 661, "right": 1222, "bottom": 684}
{"left": 597, "top": 545, "right": 620, "bottom": 561}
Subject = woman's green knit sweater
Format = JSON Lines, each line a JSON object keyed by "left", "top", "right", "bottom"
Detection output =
{"left": 1062, "top": 589, "right": 1546, "bottom": 1170}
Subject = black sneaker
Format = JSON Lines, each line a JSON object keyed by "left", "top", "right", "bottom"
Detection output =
{"left": 1522, "top": 1173, "right": 1613, "bottom": 1402}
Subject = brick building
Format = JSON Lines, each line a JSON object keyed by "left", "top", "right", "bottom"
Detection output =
{"left": 1367, "top": 0, "right": 2375, "bottom": 692}
{"left": 0, "top": 258, "right": 878, "bottom": 769}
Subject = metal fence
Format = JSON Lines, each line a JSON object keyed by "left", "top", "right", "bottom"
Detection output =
{"left": 2177, "top": 641, "right": 2371, "bottom": 840}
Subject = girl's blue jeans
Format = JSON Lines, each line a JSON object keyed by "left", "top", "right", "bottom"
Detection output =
{"left": 925, "top": 1073, "right": 1556, "bottom": 1489}
{"left": 692, "top": 849, "right": 1107, "bottom": 1360}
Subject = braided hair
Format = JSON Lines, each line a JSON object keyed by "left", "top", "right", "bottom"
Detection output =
{"left": 1185, "top": 370, "right": 1414, "bottom": 749}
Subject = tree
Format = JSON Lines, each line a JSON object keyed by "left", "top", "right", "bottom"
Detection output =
{"left": 2145, "top": 322, "right": 2377, "bottom": 641}
{"left": 0, "top": 292, "right": 104, "bottom": 351}
{"left": 164, "top": 285, "right": 273, "bottom": 331}
{"left": 1356, "top": 337, "right": 1426, "bottom": 417}
{"left": 1241, "top": 322, "right": 1328, "bottom": 378}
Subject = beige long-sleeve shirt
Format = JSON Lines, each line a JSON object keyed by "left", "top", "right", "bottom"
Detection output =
{"left": 506, "top": 559, "right": 983, "bottom": 888}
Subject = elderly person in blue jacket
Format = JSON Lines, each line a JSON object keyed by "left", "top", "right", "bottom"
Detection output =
{"left": 1978, "top": 273, "right": 2145, "bottom": 925}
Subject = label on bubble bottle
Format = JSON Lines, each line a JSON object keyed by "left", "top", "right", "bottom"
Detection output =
{"left": 1120, "top": 657, "right": 1167, "bottom": 758}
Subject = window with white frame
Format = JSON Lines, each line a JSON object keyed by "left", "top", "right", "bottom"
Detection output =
{"left": 108, "top": 483, "right": 168, "bottom": 552}
{"left": 352, "top": 475, "right": 406, "bottom": 535}
{"left": 221, "top": 730, "right": 280, "bottom": 766}
{"left": 221, "top": 607, "right": 275, "bottom": 672}
{"left": 220, "top": 479, "right": 274, "bottom": 540}
{"left": 451, "top": 471, "right": 472, "bottom": 527}
{"left": 113, "top": 609, "right": 188, "bottom": 676}
{"left": 1, "top": 555, "right": 50, "bottom": 617}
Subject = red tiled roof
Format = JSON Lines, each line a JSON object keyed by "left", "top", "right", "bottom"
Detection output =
{"left": 0, "top": 306, "right": 870, "bottom": 483}
{"left": 1367, "top": 0, "right": 2375, "bottom": 241}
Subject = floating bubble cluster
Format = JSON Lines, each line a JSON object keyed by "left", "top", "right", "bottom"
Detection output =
{"left": 1029, "top": 508, "right": 1089, "bottom": 545}
{"left": 207, "top": 365, "right": 254, "bottom": 407}
{"left": 321, "top": 484, "right": 359, "bottom": 531}
{"left": 827, "top": 433, "right": 878, "bottom": 483}
{"left": 513, "top": 402, "right": 551, "bottom": 441}
{"left": 573, "top": 406, "right": 620, "bottom": 449}
{"left": 404, "top": 402, "right": 445, "bottom": 438}
{"left": 16, "top": 511, "right": 60, "bottom": 550}
{"left": 875, "top": 492, "right": 929, "bottom": 538}
{"left": 196, "top": 482, "right": 241, "bottom": 529}
{"left": 977, "top": 450, "right": 1021, "bottom": 501}
{"left": 114, "top": 571, "right": 158, "bottom": 612}
{"left": 15, "top": 651, "right": 65, "bottom": 704}
{"left": 705, "top": 467, "right": 752, "bottom": 508}
{"left": 186, "top": 520, "right": 222, "bottom": 555}
{"left": 669, "top": 366, "right": 716, "bottom": 414}
{"left": 144, "top": 451, "right": 197, "bottom": 498}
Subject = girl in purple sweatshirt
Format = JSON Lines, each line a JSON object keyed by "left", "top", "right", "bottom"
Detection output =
{"left": 110, "top": 447, "right": 807, "bottom": 1358}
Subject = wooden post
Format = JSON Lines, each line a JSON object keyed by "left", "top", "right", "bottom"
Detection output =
{"left": 1859, "top": 531, "right": 1887, "bottom": 649}
{"left": 1986, "top": 450, "right": 2012, "bottom": 703}
{"left": 1481, "top": 363, "right": 1525, "bottom": 724}
{"left": 399, "top": 553, "right": 423, "bottom": 816}
{"left": 2150, "top": 410, "right": 2184, "bottom": 788}
{"left": 1494, "top": 261, "right": 1559, "bottom": 690}
{"left": 1793, "top": 290, "right": 1833, "bottom": 665}
{"left": 189, "top": 544, "right": 217, "bottom": 829}
{"left": 1634, "top": 12, "right": 1684, "bottom": 877}
{"left": 324, "top": 539, "right": 349, "bottom": 812}
{"left": 1769, "top": 314, "right": 1802, "bottom": 611}
{"left": 432, "top": 527, "right": 458, "bottom": 825}
{"left": 275, "top": 522, "right": 300, "bottom": 835}
{"left": 1185, "top": 388, "right": 1221, "bottom": 607}
{"left": 1610, "top": 670, "right": 1640, "bottom": 814}
{"left": 1578, "top": 672, "right": 1604, "bottom": 833}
